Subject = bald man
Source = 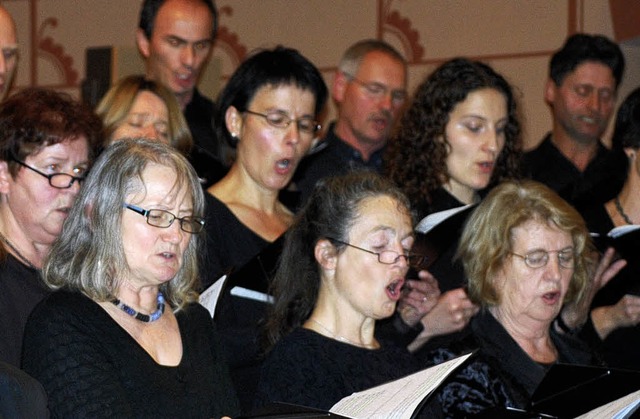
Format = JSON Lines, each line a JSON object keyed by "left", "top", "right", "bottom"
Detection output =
{"left": 0, "top": 6, "right": 17, "bottom": 101}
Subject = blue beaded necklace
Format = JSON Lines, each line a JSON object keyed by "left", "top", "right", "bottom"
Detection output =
{"left": 112, "top": 292, "right": 165, "bottom": 322}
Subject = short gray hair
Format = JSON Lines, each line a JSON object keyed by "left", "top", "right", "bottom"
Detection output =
{"left": 43, "top": 138, "right": 205, "bottom": 311}
{"left": 338, "top": 39, "right": 407, "bottom": 76}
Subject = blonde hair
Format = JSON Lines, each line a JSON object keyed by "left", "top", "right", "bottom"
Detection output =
{"left": 96, "top": 75, "right": 193, "bottom": 155}
{"left": 458, "top": 180, "right": 594, "bottom": 308}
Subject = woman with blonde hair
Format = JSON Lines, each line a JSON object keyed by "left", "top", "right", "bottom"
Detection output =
{"left": 96, "top": 75, "right": 193, "bottom": 155}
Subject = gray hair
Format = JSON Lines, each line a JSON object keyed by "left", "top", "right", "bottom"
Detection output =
{"left": 43, "top": 138, "right": 205, "bottom": 311}
{"left": 338, "top": 39, "right": 407, "bottom": 76}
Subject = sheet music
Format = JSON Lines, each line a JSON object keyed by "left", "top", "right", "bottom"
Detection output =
{"left": 575, "top": 388, "right": 640, "bottom": 419}
{"left": 230, "top": 286, "right": 274, "bottom": 304}
{"left": 199, "top": 274, "right": 227, "bottom": 318}
{"left": 414, "top": 204, "right": 474, "bottom": 234}
{"left": 608, "top": 224, "right": 640, "bottom": 239}
{"left": 329, "top": 352, "right": 472, "bottom": 419}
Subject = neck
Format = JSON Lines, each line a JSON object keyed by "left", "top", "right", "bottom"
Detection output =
{"left": 115, "top": 280, "right": 162, "bottom": 315}
{"left": 550, "top": 131, "right": 599, "bottom": 172}
{"left": 489, "top": 306, "right": 556, "bottom": 362}
{"left": 0, "top": 215, "right": 49, "bottom": 269}
{"left": 210, "top": 164, "right": 282, "bottom": 213}
{"left": 333, "top": 121, "right": 385, "bottom": 162}
{"left": 612, "top": 176, "right": 640, "bottom": 225}
{"left": 443, "top": 181, "right": 478, "bottom": 205}
{"left": 305, "top": 296, "right": 378, "bottom": 349}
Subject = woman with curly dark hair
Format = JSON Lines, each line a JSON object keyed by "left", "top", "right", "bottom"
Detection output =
{"left": 386, "top": 58, "right": 523, "bottom": 218}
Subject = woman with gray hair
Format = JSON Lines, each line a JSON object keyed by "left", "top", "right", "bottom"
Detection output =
{"left": 22, "top": 139, "right": 239, "bottom": 418}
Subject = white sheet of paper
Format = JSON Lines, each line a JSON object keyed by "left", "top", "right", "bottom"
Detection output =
{"left": 608, "top": 224, "right": 640, "bottom": 239}
{"left": 414, "top": 204, "right": 474, "bottom": 234}
{"left": 329, "top": 352, "right": 472, "bottom": 419}
{"left": 230, "top": 286, "right": 274, "bottom": 304}
{"left": 198, "top": 274, "right": 227, "bottom": 318}
{"left": 575, "top": 388, "right": 640, "bottom": 419}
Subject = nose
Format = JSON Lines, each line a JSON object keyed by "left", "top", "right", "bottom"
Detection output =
{"left": 139, "top": 124, "right": 159, "bottom": 141}
{"left": 378, "top": 91, "right": 393, "bottom": 111}
{"left": 483, "top": 130, "right": 500, "bottom": 154}
{"left": 162, "top": 220, "right": 184, "bottom": 243}
{"left": 181, "top": 46, "right": 195, "bottom": 69}
{"left": 587, "top": 92, "right": 602, "bottom": 113}
{"left": 284, "top": 121, "right": 301, "bottom": 145}
{"left": 544, "top": 254, "right": 563, "bottom": 281}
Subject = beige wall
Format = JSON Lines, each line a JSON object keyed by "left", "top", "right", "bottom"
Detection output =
{"left": 3, "top": 0, "right": 639, "bottom": 149}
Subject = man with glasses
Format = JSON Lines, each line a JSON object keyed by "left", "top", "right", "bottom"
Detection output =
{"left": 0, "top": 5, "right": 18, "bottom": 102}
{"left": 293, "top": 39, "right": 408, "bottom": 206}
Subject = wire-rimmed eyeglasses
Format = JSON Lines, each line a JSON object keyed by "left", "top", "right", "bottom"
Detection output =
{"left": 124, "top": 203, "right": 205, "bottom": 234}
{"left": 12, "top": 158, "right": 86, "bottom": 189}
{"left": 329, "top": 238, "right": 425, "bottom": 268}
{"left": 244, "top": 110, "right": 321, "bottom": 137}
{"left": 510, "top": 248, "right": 575, "bottom": 269}
{"left": 342, "top": 72, "right": 408, "bottom": 104}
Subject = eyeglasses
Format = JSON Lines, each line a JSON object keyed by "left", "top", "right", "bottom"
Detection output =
{"left": 12, "top": 158, "right": 86, "bottom": 189}
{"left": 510, "top": 248, "right": 575, "bottom": 269}
{"left": 342, "top": 72, "right": 408, "bottom": 104}
{"left": 124, "top": 203, "right": 205, "bottom": 234}
{"left": 329, "top": 238, "right": 425, "bottom": 268}
{"left": 244, "top": 110, "right": 321, "bottom": 137}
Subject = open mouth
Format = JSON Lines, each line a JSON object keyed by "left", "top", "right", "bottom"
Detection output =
{"left": 276, "top": 159, "right": 291, "bottom": 169}
{"left": 386, "top": 279, "right": 404, "bottom": 300}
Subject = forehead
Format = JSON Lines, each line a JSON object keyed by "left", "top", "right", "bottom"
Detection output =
{"left": 355, "top": 51, "right": 406, "bottom": 87}
{"left": 510, "top": 219, "right": 572, "bottom": 250}
{"left": 0, "top": 9, "right": 17, "bottom": 45}
{"left": 130, "top": 91, "right": 168, "bottom": 114}
{"left": 131, "top": 162, "right": 190, "bottom": 201}
{"left": 249, "top": 84, "right": 316, "bottom": 111}
{"left": 561, "top": 61, "right": 615, "bottom": 89}
{"left": 153, "top": 0, "right": 213, "bottom": 40}
{"left": 449, "top": 88, "right": 507, "bottom": 118}
{"left": 350, "top": 195, "right": 411, "bottom": 237}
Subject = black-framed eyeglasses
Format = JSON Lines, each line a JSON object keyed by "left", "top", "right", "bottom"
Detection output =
{"left": 342, "top": 72, "right": 408, "bottom": 104}
{"left": 12, "top": 158, "right": 86, "bottom": 189}
{"left": 124, "top": 203, "right": 205, "bottom": 234}
{"left": 510, "top": 248, "right": 575, "bottom": 269}
{"left": 244, "top": 110, "right": 321, "bottom": 136}
{"left": 329, "top": 238, "right": 425, "bottom": 268}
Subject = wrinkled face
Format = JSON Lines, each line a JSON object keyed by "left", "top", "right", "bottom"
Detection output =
{"left": 330, "top": 195, "right": 413, "bottom": 320}
{"left": 138, "top": 0, "right": 214, "bottom": 105}
{"left": 111, "top": 91, "right": 170, "bottom": 144}
{"left": 231, "top": 84, "right": 316, "bottom": 192}
{"left": 334, "top": 51, "right": 406, "bottom": 150}
{"left": 546, "top": 61, "right": 617, "bottom": 145}
{"left": 443, "top": 88, "right": 508, "bottom": 202}
{"left": 121, "top": 163, "right": 193, "bottom": 287}
{"left": 0, "top": 138, "right": 89, "bottom": 245}
{"left": 494, "top": 219, "right": 574, "bottom": 326}
{"left": 0, "top": 8, "right": 18, "bottom": 101}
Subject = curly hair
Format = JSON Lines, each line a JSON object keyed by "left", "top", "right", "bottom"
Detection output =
{"left": 386, "top": 58, "right": 522, "bottom": 215}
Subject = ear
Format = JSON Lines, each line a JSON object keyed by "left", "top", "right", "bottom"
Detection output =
{"left": 314, "top": 239, "right": 338, "bottom": 271}
{"left": 544, "top": 78, "right": 557, "bottom": 105}
{"left": 225, "top": 106, "right": 243, "bottom": 139}
{"left": 332, "top": 71, "right": 349, "bottom": 104}
{"left": 624, "top": 147, "right": 637, "bottom": 160}
{"left": 0, "top": 161, "right": 13, "bottom": 195}
{"left": 136, "top": 28, "right": 151, "bottom": 59}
